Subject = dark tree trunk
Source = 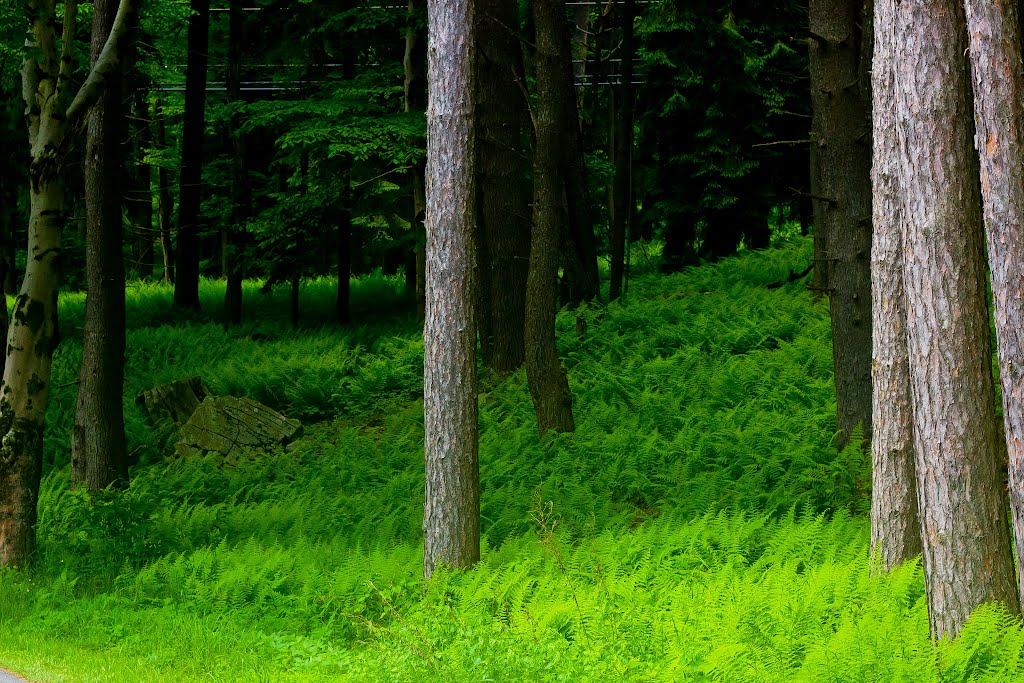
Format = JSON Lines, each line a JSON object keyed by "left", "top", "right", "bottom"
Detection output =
{"left": 404, "top": 0, "right": 427, "bottom": 321}
{"left": 223, "top": 0, "right": 248, "bottom": 328}
{"left": 290, "top": 275, "right": 300, "bottom": 329}
{"left": 527, "top": 0, "right": 577, "bottom": 436}
{"left": 154, "top": 97, "right": 175, "bottom": 284}
{"left": 475, "top": 0, "right": 530, "bottom": 373}
{"left": 808, "top": 0, "right": 873, "bottom": 451}
{"left": 174, "top": 0, "right": 210, "bottom": 310}
{"left": 127, "top": 93, "right": 153, "bottom": 280}
{"left": 962, "top": 0, "right": 1024, "bottom": 614}
{"left": 868, "top": 0, "right": 919, "bottom": 572}
{"left": 895, "top": 0, "right": 1019, "bottom": 638}
{"left": 609, "top": 0, "right": 635, "bottom": 301}
{"left": 73, "top": 0, "right": 129, "bottom": 490}
{"left": 336, "top": 202, "right": 352, "bottom": 325}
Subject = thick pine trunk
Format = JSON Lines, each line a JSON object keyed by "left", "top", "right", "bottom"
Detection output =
{"left": 808, "top": 0, "right": 873, "bottom": 451}
{"left": 962, "top": 0, "right": 1024, "bottom": 613}
{"left": 174, "top": 0, "right": 210, "bottom": 310}
{"left": 895, "top": 0, "right": 1019, "bottom": 638}
{"left": 868, "top": 0, "right": 919, "bottom": 571}
{"left": 609, "top": 0, "right": 635, "bottom": 301}
{"left": 475, "top": 0, "right": 530, "bottom": 373}
{"left": 73, "top": 0, "right": 129, "bottom": 490}
{"left": 526, "top": 0, "right": 577, "bottom": 436}
{"left": 423, "top": 0, "right": 480, "bottom": 579}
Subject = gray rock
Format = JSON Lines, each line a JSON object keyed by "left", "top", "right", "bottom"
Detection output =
{"left": 174, "top": 395, "right": 302, "bottom": 460}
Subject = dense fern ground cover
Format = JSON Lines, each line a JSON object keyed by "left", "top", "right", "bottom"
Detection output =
{"left": 2, "top": 239, "right": 1023, "bottom": 681}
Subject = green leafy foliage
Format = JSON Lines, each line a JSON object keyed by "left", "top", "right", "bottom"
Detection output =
{"left": 1, "top": 239, "right": 1023, "bottom": 682}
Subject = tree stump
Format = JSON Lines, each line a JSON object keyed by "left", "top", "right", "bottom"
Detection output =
{"left": 135, "top": 376, "right": 209, "bottom": 426}
{"left": 175, "top": 395, "right": 303, "bottom": 460}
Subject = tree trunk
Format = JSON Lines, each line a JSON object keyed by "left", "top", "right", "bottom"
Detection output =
{"left": 808, "top": 0, "right": 873, "bottom": 452}
{"left": 154, "top": 97, "right": 175, "bottom": 284}
{"left": 404, "top": 0, "right": 428, "bottom": 321}
{"left": 1, "top": 0, "right": 135, "bottom": 566}
{"left": 895, "top": 0, "right": 1019, "bottom": 638}
{"left": 868, "top": 0, "right": 919, "bottom": 572}
{"left": 223, "top": 0, "right": 247, "bottom": 328}
{"left": 475, "top": 0, "right": 530, "bottom": 373}
{"left": 962, "top": 0, "right": 1024, "bottom": 613}
{"left": 527, "top": 0, "right": 577, "bottom": 436}
{"left": 73, "top": 0, "right": 129, "bottom": 490}
{"left": 609, "top": 0, "right": 635, "bottom": 301}
{"left": 174, "top": 0, "right": 210, "bottom": 310}
{"left": 127, "top": 93, "right": 154, "bottom": 280}
{"left": 423, "top": 0, "right": 480, "bottom": 579}
{"left": 336, "top": 201, "right": 352, "bottom": 325}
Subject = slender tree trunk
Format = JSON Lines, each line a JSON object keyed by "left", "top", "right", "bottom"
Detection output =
{"left": 73, "top": 0, "right": 129, "bottom": 490}
{"left": 154, "top": 97, "right": 175, "bottom": 284}
{"left": 336, "top": 197, "right": 352, "bottom": 325}
{"left": 962, "top": 0, "right": 1024, "bottom": 613}
{"left": 2, "top": 0, "right": 134, "bottom": 566}
{"left": 223, "top": 0, "right": 247, "bottom": 328}
{"left": 808, "top": 0, "right": 873, "bottom": 451}
{"left": 404, "top": 0, "right": 427, "bottom": 321}
{"left": 127, "top": 94, "right": 154, "bottom": 280}
{"left": 609, "top": 0, "right": 635, "bottom": 301}
{"left": 868, "top": 0, "right": 919, "bottom": 571}
{"left": 527, "top": 0, "right": 577, "bottom": 436}
{"left": 475, "top": 0, "right": 530, "bottom": 373}
{"left": 423, "top": 0, "right": 480, "bottom": 579}
{"left": 895, "top": 0, "right": 1019, "bottom": 638}
{"left": 174, "top": 0, "right": 210, "bottom": 310}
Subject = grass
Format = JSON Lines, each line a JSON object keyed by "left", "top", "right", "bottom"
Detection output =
{"left": 2, "top": 238, "right": 1023, "bottom": 681}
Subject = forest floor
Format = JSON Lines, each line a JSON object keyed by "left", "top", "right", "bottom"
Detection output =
{"left": 1, "top": 238, "right": 1023, "bottom": 681}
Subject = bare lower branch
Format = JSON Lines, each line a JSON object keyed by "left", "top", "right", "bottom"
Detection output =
{"left": 65, "top": 0, "right": 135, "bottom": 128}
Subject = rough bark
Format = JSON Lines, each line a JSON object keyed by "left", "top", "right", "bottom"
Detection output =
{"left": 475, "top": 0, "right": 530, "bottom": 373}
{"left": 2, "top": 0, "right": 134, "bottom": 566}
{"left": 868, "top": 0, "right": 919, "bottom": 571}
{"left": 894, "top": 0, "right": 1019, "bottom": 638}
{"left": 174, "top": 0, "right": 210, "bottom": 310}
{"left": 609, "top": 0, "right": 635, "bottom": 301}
{"left": 404, "top": 0, "right": 428, "bottom": 321}
{"left": 808, "top": 0, "right": 873, "bottom": 452}
{"left": 423, "top": 0, "right": 480, "bottom": 579}
{"left": 526, "top": 0, "right": 577, "bottom": 436}
{"left": 73, "top": 0, "right": 129, "bottom": 490}
{"left": 962, "top": 0, "right": 1024, "bottom": 613}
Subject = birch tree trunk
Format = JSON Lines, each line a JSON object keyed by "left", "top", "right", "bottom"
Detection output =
{"left": 894, "top": 0, "right": 1018, "bottom": 638}
{"left": 1, "top": 0, "right": 134, "bottom": 566}
{"left": 72, "top": 0, "right": 129, "bottom": 490}
{"left": 868, "top": 0, "right": 919, "bottom": 571}
{"left": 423, "top": 0, "right": 480, "bottom": 579}
{"left": 962, "top": 0, "right": 1024, "bottom": 613}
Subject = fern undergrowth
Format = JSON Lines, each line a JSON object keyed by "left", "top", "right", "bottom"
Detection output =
{"left": 1, "top": 238, "right": 1022, "bottom": 682}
